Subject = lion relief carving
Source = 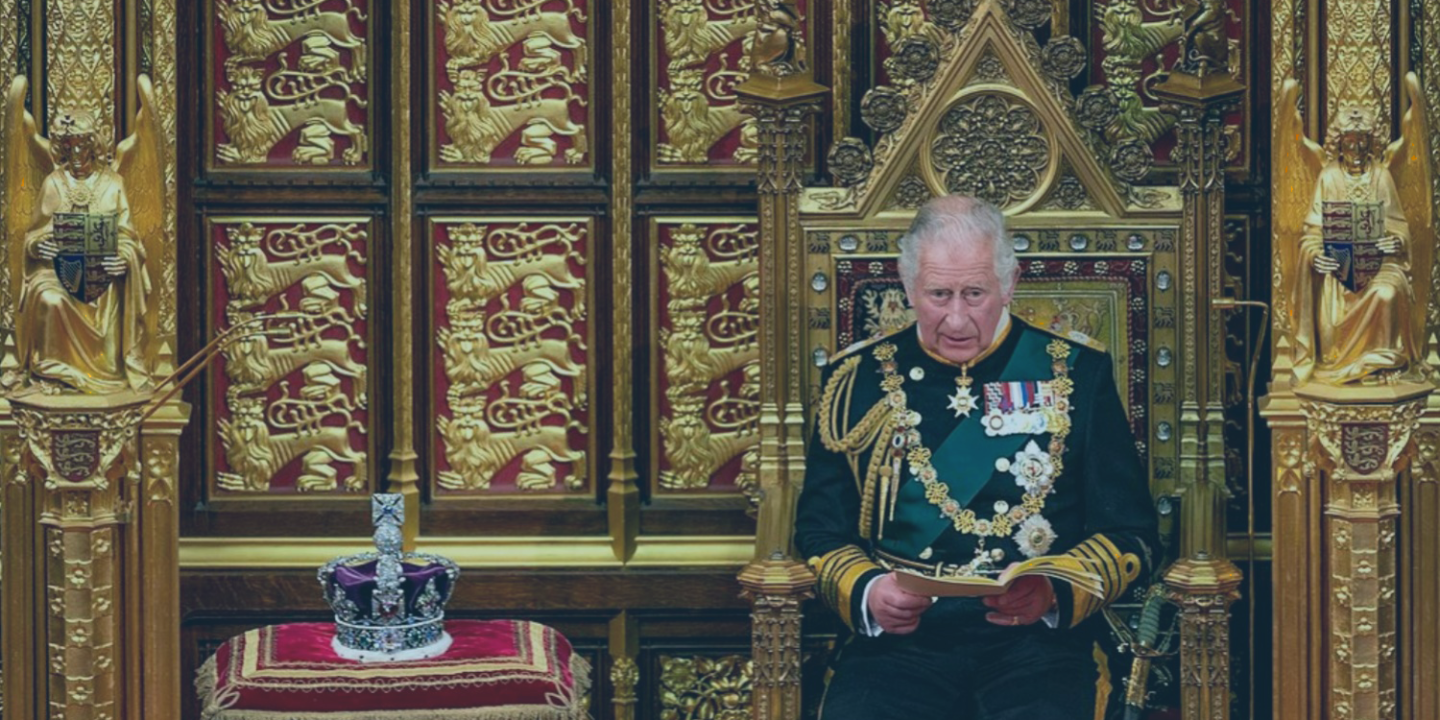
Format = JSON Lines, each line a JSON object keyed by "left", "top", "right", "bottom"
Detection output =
{"left": 438, "top": 0, "right": 588, "bottom": 83}
{"left": 217, "top": 65, "right": 368, "bottom": 165}
{"left": 439, "top": 70, "right": 587, "bottom": 165}
{"left": 217, "top": 0, "right": 368, "bottom": 78}
{"left": 659, "top": 0, "right": 756, "bottom": 72}
{"left": 657, "top": 70, "right": 755, "bottom": 164}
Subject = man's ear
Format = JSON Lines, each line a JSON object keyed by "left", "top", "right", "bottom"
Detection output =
{"left": 1002, "top": 267, "right": 1020, "bottom": 302}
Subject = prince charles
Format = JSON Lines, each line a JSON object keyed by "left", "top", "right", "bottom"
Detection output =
{"left": 796, "top": 195, "right": 1158, "bottom": 719}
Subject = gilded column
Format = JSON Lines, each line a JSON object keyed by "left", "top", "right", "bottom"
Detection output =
{"left": 14, "top": 393, "right": 148, "bottom": 720}
{"left": 735, "top": 4, "right": 824, "bottom": 719}
{"left": 389, "top": 0, "right": 420, "bottom": 550}
{"left": 1296, "top": 383, "right": 1429, "bottom": 720}
{"left": 1152, "top": 11, "right": 1245, "bottom": 720}
{"left": 607, "top": 0, "right": 640, "bottom": 562}
{"left": 0, "top": 417, "right": 36, "bottom": 720}
{"left": 609, "top": 612, "right": 639, "bottom": 720}
{"left": 150, "top": 0, "right": 179, "bottom": 374}
{"left": 138, "top": 402, "right": 188, "bottom": 720}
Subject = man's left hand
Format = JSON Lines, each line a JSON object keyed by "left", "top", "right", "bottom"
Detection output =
{"left": 101, "top": 256, "right": 127, "bottom": 278}
{"left": 1377, "top": 235, "right": 1402, "bottom": 254}
{"left": 982, "top": 574, "right": 1055, "bottom": 627}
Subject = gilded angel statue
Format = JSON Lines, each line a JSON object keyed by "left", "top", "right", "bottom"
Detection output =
{"left": 1277, "top": 72, "right": 1434, "bottom": 385}
{"left": 2, "top": 74, "right": 165, "bottom": 394}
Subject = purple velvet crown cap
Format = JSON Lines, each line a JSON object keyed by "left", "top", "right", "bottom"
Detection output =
{"left": 318, "top": 494, "right": 459, "bottom": 658}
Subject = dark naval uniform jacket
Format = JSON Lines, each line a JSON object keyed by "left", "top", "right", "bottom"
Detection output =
{"left": 796, "top": 316, "right": 1158, "bottom": 633}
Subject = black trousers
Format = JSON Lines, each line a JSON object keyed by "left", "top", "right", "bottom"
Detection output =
{"left": 819, "top": 601, "right": 1101, "bottom": 720}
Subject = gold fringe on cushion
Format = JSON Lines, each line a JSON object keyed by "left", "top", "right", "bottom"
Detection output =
{"left": 196, "top": 646, "right": 594, "bottom": 720}
{"left": 197, "top": 653, "right": 243, "bottom": 720}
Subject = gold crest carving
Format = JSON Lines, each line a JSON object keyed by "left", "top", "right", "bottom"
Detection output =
{"left": 435, "top": 0, "right": 590, "bottom": 167}
{"left": 656, "top": 222, "right": 759, "bottom": 494}
{"left": 434, "top": 220, "right": 589, "bottom": 493}
{"left": 212, "top": 219, "right": 370, "bottom": 494}
{"left": 212, "top": 0, "right": 371, "bottom": 167}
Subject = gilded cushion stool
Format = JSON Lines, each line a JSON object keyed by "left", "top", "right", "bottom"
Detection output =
{"left": 196, "top": 619, "right": 591, "bottom": 720}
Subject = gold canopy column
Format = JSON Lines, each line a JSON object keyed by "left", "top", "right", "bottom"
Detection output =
{"left": 1, "top": 391, "right": 187, "bottom": 720}
{"left": 1152, "top": 18, "right": 1246, "bottom": 720}
{"left": 735, "top": 3, "right": 825, "bottom": 719}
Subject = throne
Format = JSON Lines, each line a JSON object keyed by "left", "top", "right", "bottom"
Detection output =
{"left": 738, "top": 1, "right": 1236, "bottom": 717}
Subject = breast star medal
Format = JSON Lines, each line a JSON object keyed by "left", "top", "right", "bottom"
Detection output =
{"left": 947, "top": 365, "right": 978, "bottom": 418}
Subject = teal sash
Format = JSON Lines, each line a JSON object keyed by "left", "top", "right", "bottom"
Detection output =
{"left": 883, "top": 329, "right": 1078, "bottom": 558}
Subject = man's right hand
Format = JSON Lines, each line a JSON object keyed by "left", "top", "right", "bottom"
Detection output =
{"left": 36, "top": 239, "right": 59, "bottom": 261}
{"left": 867, "top": 572, "right": 934, "bottom": 635}
{"left": 1312, "top": 253, "right": 1340, "bottom": 275}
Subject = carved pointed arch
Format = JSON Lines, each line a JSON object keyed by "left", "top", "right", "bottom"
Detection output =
{"left": 804, "top": 0, "right": 1174, "bottom": 221}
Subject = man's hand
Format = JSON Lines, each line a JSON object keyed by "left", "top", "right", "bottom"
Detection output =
{"left": 1312, "top": 253, "right": 1340, "bottom": 275}
{"left": 101, "top": 256, "right": 127, "bottom": 278}
{"left": 1377, "top": 235, "right": 1402, "bottom": 254}
{"left": 867, "top": 572, "right": 933, "bottom": 634}
{"left": 36, "top": 239, "right": 59, "bottom": 261}
{"left": 983, "top": 573, "right": 1055, "bottom": 627}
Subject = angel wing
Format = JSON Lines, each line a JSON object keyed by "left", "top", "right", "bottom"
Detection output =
{"left": 4, "top": 75, "right": 52, "bottom": 331}
{"left": 1385, "top": 71, "right": 1435, "bottom": 355}
{"left": 113, "top": 74, "right": 166, "bottom": 355}
{"left": 1273, "top": 78, "right": 1326, "bottom": 338}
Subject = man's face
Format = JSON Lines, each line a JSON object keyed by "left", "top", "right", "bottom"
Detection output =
{"left": 1339, "top": 131, "right": 1374, "bottom": 175}
{"left": 907, "top": 234, "right": 1015, "bottom": 364}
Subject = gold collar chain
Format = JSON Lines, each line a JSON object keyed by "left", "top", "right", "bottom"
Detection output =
{"left": 872, "top": 338, "right": 1076, "bottom": 574}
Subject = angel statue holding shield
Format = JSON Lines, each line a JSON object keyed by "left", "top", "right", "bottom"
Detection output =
{"left": 2, "top": 75, "right": 165, "bottom": 394}
{"left": 1278, "top": 72, "right": 1435, "bottom": 385}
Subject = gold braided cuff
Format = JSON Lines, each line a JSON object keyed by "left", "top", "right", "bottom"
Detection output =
{"left": 808, "top": 546, "right": 885, "bottom": 631}
{"left": 1063, "top": 534, "right": 1142, "bottom": 628}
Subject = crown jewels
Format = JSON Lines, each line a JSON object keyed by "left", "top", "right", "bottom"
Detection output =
{"left": 318, "top": 494, "right": 459, "bottom": 661}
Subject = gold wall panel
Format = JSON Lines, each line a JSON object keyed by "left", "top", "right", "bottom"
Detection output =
{"left": 207, "top": 216, "right": 374, "bottom": 495}
{"left": 47, "top": 0, "right": 117, "bottom": 154}
{"left": 650, "top": 219, "right": 760, "bottom": 498}
{"left": 207, "top": 0, "right": 373, "bottom": 170}
{"left": 430, "top": 217, "right": 594, "bottom": 495}
{"left": 658, "top": 654, "right": 753, "bottom": 720}
{"left": 1325, "top": 0, "right": 1391, "bottom": 129}
{"left": 429, "top": 0, "right": 592, "bottom": 169}
{"left": 652, "top": 0, "right": 809, "bottom": 169}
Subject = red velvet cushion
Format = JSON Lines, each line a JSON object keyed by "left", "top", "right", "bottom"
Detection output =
{"left": 197, "top": 620, "right": 589, "bottom": 719}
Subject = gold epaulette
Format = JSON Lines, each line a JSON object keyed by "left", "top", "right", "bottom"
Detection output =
{"left": 828, "top": 321, "right": 915, "bottom": 363}
{"left": 1013, "top": 315, "right": 1108, "bottom": 353}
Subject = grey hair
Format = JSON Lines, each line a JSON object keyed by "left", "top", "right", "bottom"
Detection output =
{"left": 897, "top": 195, "right": 1017, "bottom": 294}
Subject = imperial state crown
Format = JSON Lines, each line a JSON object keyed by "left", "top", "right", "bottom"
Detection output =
{"left": 317, "top": 494, "right": 459, "bottom": 661}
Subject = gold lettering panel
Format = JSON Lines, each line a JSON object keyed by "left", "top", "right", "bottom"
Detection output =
{"left": 431, "top": 218, "right": 592, "bottom": 495}
{"left": 430, "top": 0, "right": 592, "bottom": 169}
{"left": 652, "top": 0, "right": 809, "bottom": 169}
{"left": 207, "top": 0, "right": 372, "bottom": 170}
{"left": 651, "top": 219, "right": 759, "bottom": 499}
{"left": 207, "top": 217, "right": 373, "bottom": 495}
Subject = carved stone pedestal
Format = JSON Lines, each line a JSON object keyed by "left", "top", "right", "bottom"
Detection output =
{"left": 0, "top": 392, "right": 188, "bottom": 720}
{"left": 1263, "top": 381, "right": 1430, "bottom": 720}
